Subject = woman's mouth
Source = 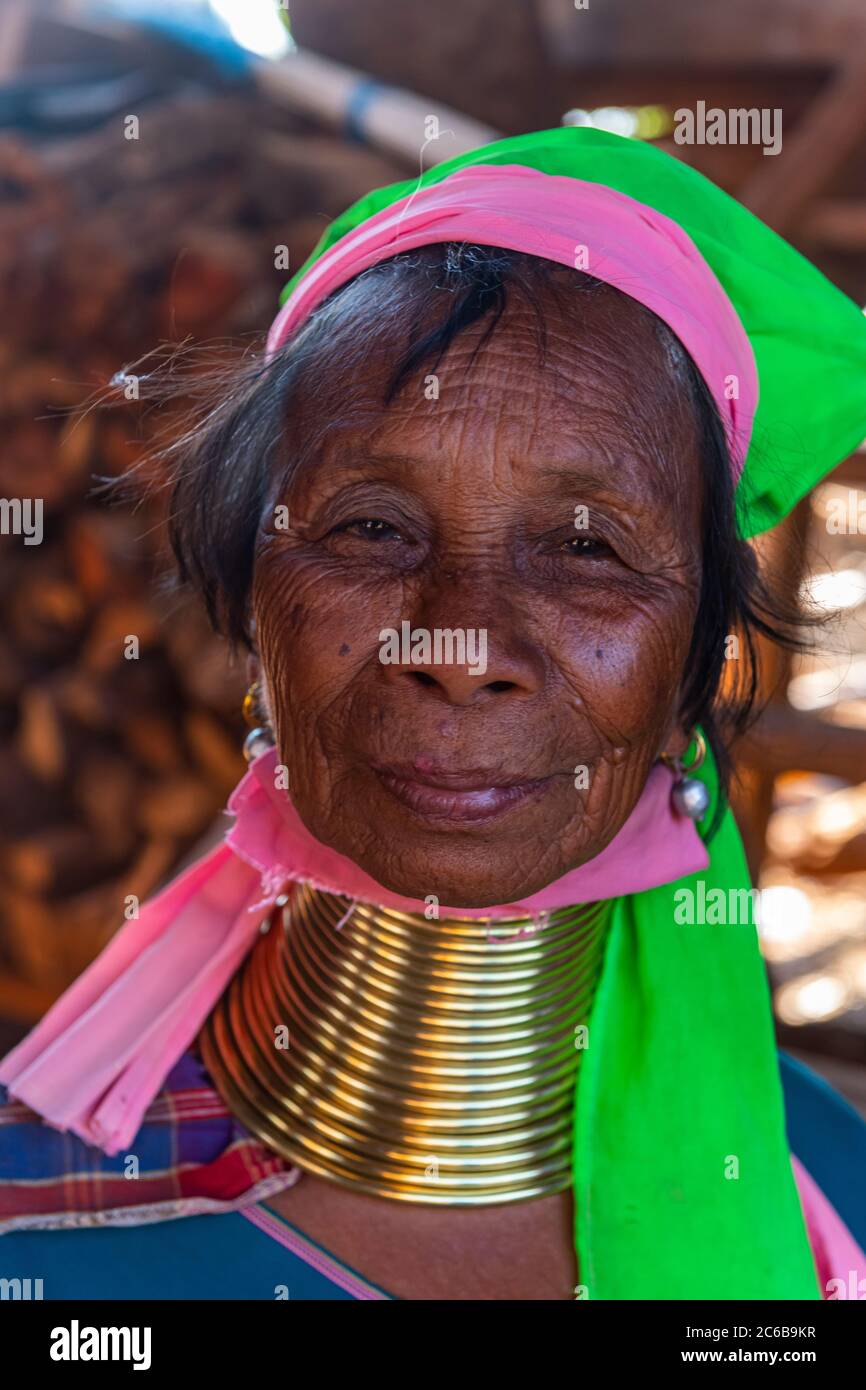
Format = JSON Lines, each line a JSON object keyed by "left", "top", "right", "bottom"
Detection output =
{"left": 372, "top": 761, "right": 552, "bottom": 825}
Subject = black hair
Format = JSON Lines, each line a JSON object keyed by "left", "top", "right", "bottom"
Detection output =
{"left": 132, "top": 243, "right": 808, "bottom": 830}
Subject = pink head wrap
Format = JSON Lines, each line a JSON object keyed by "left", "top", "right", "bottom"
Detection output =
{"left": 268, "top": 164, "right": 758, "bottom": 473}
{"left": 1, "top": 163, "right": 746, "bottom": 1153}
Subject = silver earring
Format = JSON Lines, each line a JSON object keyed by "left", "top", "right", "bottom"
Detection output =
{"left": 662, "top": 730, "right": 709, "bottom": 821}
{"left": 242, "top": 681, "right": 276, "bottom": 764}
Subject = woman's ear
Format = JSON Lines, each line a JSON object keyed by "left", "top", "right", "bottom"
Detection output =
{"left": 660, "top": 722, "right": 691, "bottom": 764}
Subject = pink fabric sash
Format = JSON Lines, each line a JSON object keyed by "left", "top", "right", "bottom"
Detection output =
{"left": 0, "top": 747, "right": 706, "bottom": 1154}
{"left": 792, "top": 1156, "right": 866, "bottom": 1298}
{"left": 267, "top": 164, "right": 758, "bottom": 475}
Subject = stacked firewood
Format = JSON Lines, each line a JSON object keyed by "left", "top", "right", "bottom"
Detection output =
{"left": 0, "top": 89, "right": 403, "bottom": 1018}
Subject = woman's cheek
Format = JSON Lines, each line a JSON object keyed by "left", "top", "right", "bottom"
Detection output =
{"left": 253, "top": 553, "right": 403, "bottom": 726}
{"left": 556, "top": 593, "right": 692, "bottom": 742}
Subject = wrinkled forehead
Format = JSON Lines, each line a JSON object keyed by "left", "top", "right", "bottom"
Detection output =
{"left": 283, "top": 265, "right": 703, "bottom": 508}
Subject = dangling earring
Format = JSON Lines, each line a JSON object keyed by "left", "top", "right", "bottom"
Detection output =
{"left": 242, "top": 681, "right": 276, "bottom": 764}
{"left": 661, "top": 730, "right": 709, "bottom": 821}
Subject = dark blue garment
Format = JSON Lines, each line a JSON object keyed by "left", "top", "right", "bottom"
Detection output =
{"left": 0, "top": 1206, "right": 385, "bottom": 1301}
{"left": 2, "top": 1051, "right": 862, "bottom": 1299}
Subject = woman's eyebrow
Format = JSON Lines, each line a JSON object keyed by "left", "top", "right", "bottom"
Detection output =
{"left": 529, "top": 463, "right": 636, "bottom": 503}
{"left": 295, "top": 450, "right": 420, "bottom": 484}
{"left": 293, "top": 450, "right": 644, "bottom": 511}
{"left": 335, "top": 454, "right": 633, "bottom": 491}
{"left": 282, "top": 452, "right": 402, "bottom": 499}
{"left": 341, "top": 450, "right": 434, "bottom": 474}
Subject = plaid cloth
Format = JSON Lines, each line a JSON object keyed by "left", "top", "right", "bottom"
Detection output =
{"left": 0, "top": 1051, "right": 296, "bottom": 1234}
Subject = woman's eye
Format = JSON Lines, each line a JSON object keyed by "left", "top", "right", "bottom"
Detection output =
{"left": 340, "top": 518, "right": 403, "bottom": 541}
{"left": 561, "top": 535, "right": 613, "bottom": 558}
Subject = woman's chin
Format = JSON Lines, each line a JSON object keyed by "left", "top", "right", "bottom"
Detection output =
{"left": 342, "top": 839, "right": 567, "bottom": 910}
{"left": 295, "top": 770, "right": 598, "bottom": 907}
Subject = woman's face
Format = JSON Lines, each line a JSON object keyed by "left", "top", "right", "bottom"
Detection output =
{"left": 253, "top": 279, "right": 704, "bottom": 907}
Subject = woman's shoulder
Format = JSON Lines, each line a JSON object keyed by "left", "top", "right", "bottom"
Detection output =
{"left": 0, "top": 1049, "right": 293, "bottom": 1236}
{"left": 0, "top": 1049, "right": 379, "bottom": 1300}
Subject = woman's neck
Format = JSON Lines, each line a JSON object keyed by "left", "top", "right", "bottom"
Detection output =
{"left": 201, "top": 882, "right": 612, "bottom": 1205}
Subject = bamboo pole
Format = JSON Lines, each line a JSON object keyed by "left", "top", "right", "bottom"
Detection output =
{"left": 253, "top": 48, "right": 500, "bottom": 170}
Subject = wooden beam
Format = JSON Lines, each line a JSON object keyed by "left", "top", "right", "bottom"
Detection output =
{"left": 801, "top": 197, "right": 866, "bottom": 249}
{"left": 740, "top": 40, "right": 866, "bottom": 232}
{"left": 737, "top": 704, "right": 866, "bottom": 782}
{"left": 537, "top": 0, "right": 866, "bottom": 67}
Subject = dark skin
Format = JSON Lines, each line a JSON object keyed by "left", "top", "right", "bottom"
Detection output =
{"left": 247, "top": 277, "right": 705, "bottom": 1298}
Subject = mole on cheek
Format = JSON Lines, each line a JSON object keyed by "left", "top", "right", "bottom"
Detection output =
{"left": 339, "top": 643, "right": 351, "bottom": 656}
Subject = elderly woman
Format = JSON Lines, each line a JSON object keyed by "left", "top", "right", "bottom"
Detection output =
{"left": 2, "top": 128, "right": 865, "bottom": 1302}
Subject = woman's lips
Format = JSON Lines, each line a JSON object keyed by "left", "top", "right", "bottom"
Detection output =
{"left": 372, "top": 762, "right": 552, "bottom": 825}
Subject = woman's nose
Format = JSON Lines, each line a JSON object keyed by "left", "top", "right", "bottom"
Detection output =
{"left": 381, "top": 624, "right": 543, "bottom": 706}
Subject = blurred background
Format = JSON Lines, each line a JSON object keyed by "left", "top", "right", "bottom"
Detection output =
{"left": 1, "top": 0, "right": 865, "bottom": 1113}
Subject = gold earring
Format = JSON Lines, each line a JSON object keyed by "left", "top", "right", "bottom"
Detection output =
{"left": 242, "top": 681, "right": 275, "bottom": 764}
